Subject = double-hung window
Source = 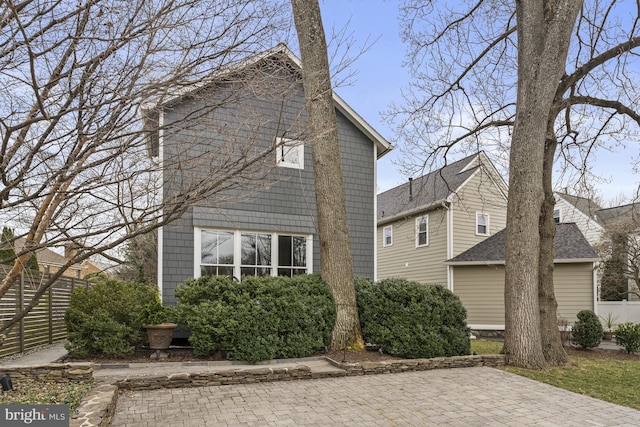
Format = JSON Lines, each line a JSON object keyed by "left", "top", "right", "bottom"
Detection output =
{"left": 476, "top": 212, "right": 489, "bottom": 236}
{"left": 416, "top": 215, "right": 428, "bottom": 247}
{"left": 383, "top": 225, "right": 392, "bottom": 247}
{"left": 277, "top": 235, "right": 307, "bottom": 277}
{"left": 200, "top": 230, "right": 235, "bottom": 277}
{"left": 553, "top": 208, "right": 561, "bottom": 223}
{"left": 241, "top": 232, "right": 272, "bottom": 277}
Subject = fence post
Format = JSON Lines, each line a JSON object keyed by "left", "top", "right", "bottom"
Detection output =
{"left": 48, "top": 278, "right": 53, "bottom": 344}
{"left": 19, "top": 269, "right": 24, "bottom": 353}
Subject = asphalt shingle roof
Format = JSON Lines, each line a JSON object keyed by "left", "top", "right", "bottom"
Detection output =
{"left": 597, "top": 202, "right": 640, "bottom": 227}
{"left": 377, "top": 153, "right": 480, "bottom": 222}
{"left": 446, "top": 223, "right": 599, "bottom": 264}
{"left": 555, "top": 192, "right": 603, "bottom": 222}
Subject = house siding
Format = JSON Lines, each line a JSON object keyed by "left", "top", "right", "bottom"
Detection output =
{"left": 376, "top": 207, "right": 448, "bottom": 284}
{"left": 554, "top": 197, "right": 603, "bottom": 245}
{"left": 452, "top": 262, "right": 595, "bottom": 328}
{"left": 451, "top": 169, "right": 508, "bottom": 256}
{"left": 161, "top": 72, "right": 377, "bottom": 303}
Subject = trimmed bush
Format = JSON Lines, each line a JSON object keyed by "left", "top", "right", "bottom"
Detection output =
{"left": 175, "top": 274, "right": 335, "bottom": 362}
{"left": 355, "top": 277, "right": 470, "bottom": 359}
{"left": 571, "top": 310, "right": 603, "bottom": 349}
{"left": 64, "top": 277, "right": 157, "bottom": 357}
{"left": 614, "top": 322, "right": 640, "bottom": 354}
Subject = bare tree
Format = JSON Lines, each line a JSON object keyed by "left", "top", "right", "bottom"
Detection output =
{"left": 390, "top": 1, "right": 640, "bottom": 367}
{"left": 290, "top": 0, "right": 363, "bottom": 350}
{"left": 0, "top": 0, "right": 291, "bottom": 339}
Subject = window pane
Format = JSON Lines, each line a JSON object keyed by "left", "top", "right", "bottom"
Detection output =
{"left": 218, "top": 232, "right": 234, "bottom": 264}
{"left": 201, "top": 230, "right": 218, "bottom": 264}
{"left": 278, "top": 235, "right": 292, "bottom": 266}
{"left": 257, "top": 234, "right": 272, "bottom": 266}
{"left": 201, "top": 265, "right": 217, "bottom": 277}
{"left": 418, "top": 233, "right": 427, "bottom": 246}
{"left": 293, "top": 236, "right": 306, "bottom": 267}
{"left": 241, "top": 233, "right": 256, "bottom": 265}
{"left": 419, "top": 219, "right": 427, "bottom": 233}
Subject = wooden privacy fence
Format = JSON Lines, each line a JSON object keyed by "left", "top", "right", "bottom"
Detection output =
{"left": 0, "top": 269, "right": 89, "bottom": 358}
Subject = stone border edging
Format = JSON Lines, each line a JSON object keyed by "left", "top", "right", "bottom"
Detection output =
{"left": 68, "top": 353, "right": 504, "bottom": 427}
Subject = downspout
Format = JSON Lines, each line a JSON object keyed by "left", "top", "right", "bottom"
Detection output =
{"left": 442, "top": 200, "right": 453, "bottom": 291}
{"left": 157, "top": 109, "right": 164, "bottom": 301}
{"left": 593, "top": 262, "right": 599, "bottom": 315}
{"left": 373, "top": 145, "right": 379, "bottom": 281}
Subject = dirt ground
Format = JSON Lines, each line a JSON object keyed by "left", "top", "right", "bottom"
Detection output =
{"left": 65, "top": 343, "right": 640, "bottom": 364}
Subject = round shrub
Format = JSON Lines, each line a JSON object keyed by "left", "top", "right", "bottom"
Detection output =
{"left": 176, "top": 274, "right": 335, "bottom": 362}
{"left": 64, "top": 277, "right": 157, "bottom": 357}
{"left": 571, "top": 310, "right": 603, "bottom": 349}
{"left": 355, "top": 277, "right": 471, "bottom": 358}
{"left": 613, "top": 322, "right": 640, "bottom": 354}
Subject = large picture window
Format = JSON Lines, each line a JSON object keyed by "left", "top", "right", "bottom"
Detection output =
{"left": 197, "top": 229, "right": 310, "bottom": 279}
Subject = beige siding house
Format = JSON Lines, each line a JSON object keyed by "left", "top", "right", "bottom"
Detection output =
{"left": 377, "top": 152, "right": 508, "bottom": 288}
{"left": 446, "top": 223, "right": 599, "bottom": 331}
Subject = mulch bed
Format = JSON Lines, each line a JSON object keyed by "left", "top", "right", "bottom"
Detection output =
{"left": 64, "top": 343, "right": 640, "bottom": 364}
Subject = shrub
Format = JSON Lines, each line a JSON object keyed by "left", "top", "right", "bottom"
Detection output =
{"left": 613, "top": 322, "right": 640, "bottom": 354}
{"left": 355, "top": 277, "right": 470, "bottom": 358}
{"left": 65, "top": 277, "right": 156, "bottom": 357}
{"left": 571, "top": 310, "right": 603, "bottom": 349}
{"left": 175, "top": 274, "right": 335, "bottom": 362}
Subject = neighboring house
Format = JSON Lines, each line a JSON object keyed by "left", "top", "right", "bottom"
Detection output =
{"left": 376, "top": 151, "right": 508, "bottom": 288}
{"left": 147, "top": 44, "right": 392, "bottom": 305}
{"left": 553, "top": 192, "right": 605, "bottom": 245}
{"left": 445, "top": 223, "right": 599, "bottom": 330}
{"left": 14, "top": 238, "right": 98, "bottom": 279}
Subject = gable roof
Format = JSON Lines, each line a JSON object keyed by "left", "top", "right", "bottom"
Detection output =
{"left": 144, "top": 43, "right": 392, "bottom": 159}
{"left": 445, "top": 223, "right": 600, "bottom": 265}
{"left": 554, "top": 192, "right": 603, "bottom": 223}
{"left": 14, "top": 238, "right": 82, "bottom": 270}
{"left": 377, "top": 152, "right": 506, "bottom": 223}
{"left": 597, "top": 202, "right": 640, "bottom": 227}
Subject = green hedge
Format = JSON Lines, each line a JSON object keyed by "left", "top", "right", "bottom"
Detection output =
{"left": 355, "top": 277, "right": 471, "bottom": 358}
{"left": 64, "top": 277, "right": 157, "bottom": 357}
{"left": 175, "top": 274, "right": 335, "bottom": 362}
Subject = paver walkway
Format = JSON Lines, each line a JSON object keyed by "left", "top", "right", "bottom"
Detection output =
{"left": 111, "top": 366, "right": 640, "bottom": 426}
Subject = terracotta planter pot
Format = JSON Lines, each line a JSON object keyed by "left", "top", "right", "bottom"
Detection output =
{"left": 603, "top": 331, "right": 613, "bottom": 341}
{"left": 143, "top": 323, "right": 177, "bottom": 350}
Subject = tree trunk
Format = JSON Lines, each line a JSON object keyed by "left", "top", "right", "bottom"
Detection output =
{"left": 539, "top": 137, "right": 569, "bottom": 365}
{"left": 504, "top": 0, "right": 582, "bottom": 368}
{"left": 290, "top": 0, "right": 363, "bottom": 350}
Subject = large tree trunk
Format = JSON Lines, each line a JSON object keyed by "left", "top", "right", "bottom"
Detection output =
{"left": 539, "top": 136, "right": 569, "bottom": 365}
{"left": 290, "top": 0, "right": 363, "bottom": 350}
{"left": 504, "top": 0, "right": 582, "bottom": 368}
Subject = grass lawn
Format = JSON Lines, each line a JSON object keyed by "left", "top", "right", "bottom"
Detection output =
{"left": 471, "top": 339, "right": 640, "bottom": 410}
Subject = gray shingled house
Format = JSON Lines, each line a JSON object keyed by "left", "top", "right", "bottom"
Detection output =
{"left": 377, "top": 152, "right": 508, "bottom": 288}
{"left": 445, "top": 223, "right": 600, "bottom": 331}
{"left": 146, "top": 45, "right": 391, "bottom": 305}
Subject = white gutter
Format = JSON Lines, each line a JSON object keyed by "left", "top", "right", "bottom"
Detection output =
{"left": 373, "top": 144, "right": 379, "bottom": 281}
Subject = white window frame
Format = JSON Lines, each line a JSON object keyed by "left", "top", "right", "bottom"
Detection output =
{"left": 416, "top": 215, "right": 429, "bottom": 247}
{"left": 476, "top": 212, "right": 490, "bottom": 236}
{"left": 194, "top": 228, "right": 312, "bottom": 279}
{"left": 383, "top": 225, "right": 393, "bottom": 247}
{"left": 275, "top": 137, "right": 304, "bottom": 169}
{"left": 553, "top": 208, "right": 561, "bottom": 223}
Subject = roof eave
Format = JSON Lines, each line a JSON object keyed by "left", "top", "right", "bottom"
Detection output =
{"left": 377, "top": 199, "right": 446, "bottom": 226}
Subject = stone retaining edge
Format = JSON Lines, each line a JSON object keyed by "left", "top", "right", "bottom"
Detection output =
{"left": 37, "top": 354, "right": 504, "bottom": 427}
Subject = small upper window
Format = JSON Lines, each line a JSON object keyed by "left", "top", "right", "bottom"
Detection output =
{"left": 476, "top": 212, "right": 489, "bottom": 236}
{"left": 276, "top": 137, "right": 304, "bottom": 169}
{"left": 416, "top": 216, "right": 428, "bottom": 247}
{"left": 553, "top": 209, "right": 561, "bottom": 224}
{"left": 383, "top": 226, "right": 392, "bottom": 247}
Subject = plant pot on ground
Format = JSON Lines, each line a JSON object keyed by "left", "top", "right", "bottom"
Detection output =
{"left": 138, "top": 301, "right": 177, "bottom": 350}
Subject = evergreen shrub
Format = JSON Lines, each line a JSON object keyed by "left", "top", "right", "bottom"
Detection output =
{"left": 613, "top": 322, "right": 640, "bottom": 354}
{"left": 355, "top": 277, "right": 471, "bottom": 358}
{"left": 176, "top": 274, "right": 335, "bottom": 362}
{"left": 571, "top": 309, "right": 603, "bottom": 348}
{"left": 64, "top": 277, "right": 156, "bottom": 357}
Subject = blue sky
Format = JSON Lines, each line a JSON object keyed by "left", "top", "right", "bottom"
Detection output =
{"left": 319, "top": 0, "right": 639, "bottom": 206}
